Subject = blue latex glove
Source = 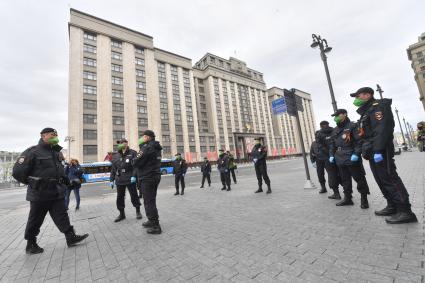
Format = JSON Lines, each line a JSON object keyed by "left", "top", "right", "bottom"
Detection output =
{"left": 110, "top": 181, "right": 115, "bottom": 189}
{"left": 224, "top": 169, "right": 228, "bottom": 173}
{"left": 312, "top": 162, "right": 317, "bottom": 168}
{"left": 329, "top": 156, "right": 335, "bottom": 163}
{"left": 182, "top": 173, "right": 186, "bottom": 177}
{"left": 253, "top": 158, "right": 258, "bottom": 163}
{"left": 350, "top": 154, "right": 359, "bottom": 162}
{"left": 374, "top": 153, "right": 384, "bottom": 163}
{"left": 130, "top": 176, "right": 137, "bottom": 183}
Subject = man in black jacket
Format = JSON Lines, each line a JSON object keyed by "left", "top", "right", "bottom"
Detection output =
{"left": 251, "top": 138, "right": 271, "bottom": 194}
{"left": 200, "top": 157, "right": 211, "bottom": 188}
{"left": 217, "top": 149, "right": 231, "bottom": 191}
{"left": 12, "top": 127, "right": 88, "bottom": 254}
{"left": 133, "top": 130, "right": 163, "bottom": 234}
{"left": 329, "top": 110, "right": 370, "bottom": 208}
{"left": 173, "top": 153, "right": 188, "bottom": 195}
{"left": 110, "top": 138, "right": 142, "bottom": 222}
{"left": 353, "top": 87, "right": 417, "bottom": 224}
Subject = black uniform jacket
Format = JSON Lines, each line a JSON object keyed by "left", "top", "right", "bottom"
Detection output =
{"left": 251, "top": 144, "right": 268, "bottom": 167}
{"left": 201, "top": 161, "right": 211, "bottom": 174}
{"left": 132, "top": 140, "right": 162, "bottom": 180}
{"left": 173, "top": 159, "right": 188, "bottom": 176}
{"left": 110, "top": 148, "right": 138, "bottom": 185}
{"left": 217, "top": 154, "right": 229, "bottom": 173}
{"left": 310, "top": 127, "right": 334, "bottom": 162}
{"left": 329, "top": 119, "right": 362, "bottom": 167}
{"left": 12, "top": 139, "right": 67, "bottom": 201}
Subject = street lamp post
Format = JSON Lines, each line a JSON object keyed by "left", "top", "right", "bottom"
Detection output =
{"left": 376, "top": 84, "right": 384, "bottom": 99}
{"left": 64, "top": 136, "right": 75, "bottom": 161}
{"left": 406, "top": 122, "right": 415, "bottom": 147}
{"left": 311, "top": 34, "right": 338, "bottom": 112}
{"left": 403, "top": 118, "right": 412, "bottom": 148}
{"left": 394, "top": 108, "right": 407, "bottom": 151}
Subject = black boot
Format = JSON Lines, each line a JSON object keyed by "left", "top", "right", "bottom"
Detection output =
{"left": 221, "top": 187, "right": 226, "bottom": 191}
{"left": 319, "top": 183, "right": 327, "bottom": 194}
{"left": 65, "top": 227, "right": 89, "bottom": 247}
{"left": 146, "top": 221, "right": 162, "bottom": 234}
{"left": 375, "top": 201, "right": 397, "bottom": 216}
{"left": 174, "top": 190, "right": 180, "bottom": 196}
{"left": 385, "top": 207, "right": 418, "bottom": 224}
{"left": 200, "top": 185, "right": 204, "bottom": 188}
{"left": 26, "top": 239, "right": 44, "bottom": 254}
{"left": 336, "top": 194, "right": 354, "bottom": 206}
{"left": 328, "top": 189, "right": 341, "bottom": 200}
{"left": 181, "top": 189, "right": 184, "bottom": 195}
{"left": 360, "top": 194, "right": 369, "bottom": 209}
{"left": 136, "top": 207, "right": 143, "bottom": 220}
{"left": 142, "top": 220, "right": 155, "bottom": 228}
{"left": 255, "top": 187, "right": 263, "bottom": 193}
{"left": 266, "top": 184, "right": 272, "bottom": 194}
{"left": 114, "top": 210, "right": 126, "bottom": 222}
{"left": 227, "top": 187, "right": 231, "bottom": 191}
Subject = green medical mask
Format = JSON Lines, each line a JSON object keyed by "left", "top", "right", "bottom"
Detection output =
{"left": 353, "top": 98, "right": 367, "bottom": 107}
{"left": 117, "top": 143, "right": 125, "bottom": 150}
{"left": 334, "top": 116, "right": 342, "bottom": 124}
{"left": 138, "top": 138, "right": 145, "bottom": 145}
{"left": 48, "top": 137, "right": 59, "bottom": 145}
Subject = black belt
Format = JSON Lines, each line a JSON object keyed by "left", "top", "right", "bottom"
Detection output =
{"left": 336, "top": 147, "right": 351, "bottom": 151}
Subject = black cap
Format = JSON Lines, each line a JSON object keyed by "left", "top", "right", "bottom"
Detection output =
{"left": 319, "top": 120, "right": 329, "bottom": 126}
{"left": 254, "top": 137, "right": 261, "bottom": 141}
{"left": 141, "top": 130, "right": 155, "bottom": 138}
{"left": 331, "top": 109, "right": 347, "bottom": 117}
{"left": 175, "top": 153, "right": 181, "bottom": 156}
{"left": 350, "top": 87, "right": 374, "bottom": 97}
{"left": 40, "top": 127, "right": 57, "bottom": 135}
{"left": 218, "top": 149, "right": 224, "bottom": 152}
{"left": 116, "top": 138, "right": 128, "bottom": 144}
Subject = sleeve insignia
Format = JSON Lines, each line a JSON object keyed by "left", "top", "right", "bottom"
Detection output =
{"left": 374, "top": 111, "right": 383, "bottom": 120}
{"left": 373, "top": 102, "right": 379, "bottom": 106}
{"left": 18, "top": 156, "right": 25, "bottom": 164}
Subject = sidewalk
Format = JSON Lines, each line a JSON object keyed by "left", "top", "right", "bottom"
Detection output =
{"left": 0, "top": 151, "right": 424, "bottom": 282}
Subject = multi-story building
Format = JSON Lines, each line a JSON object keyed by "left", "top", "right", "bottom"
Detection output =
{"left": 407, "top": 32, "right": 425, "bottom": 111}
{"left": 68, "top": 9, "right": 316, "bottom": 162}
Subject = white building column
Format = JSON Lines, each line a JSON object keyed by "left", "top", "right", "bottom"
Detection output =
{"left": 208, "top": 77, "right": 220, "bottom": 151}
{"left": 122, "top": 43, "right": 138, "bottom": 150}
{"left": 253, "top": 89, "right": 263, "bottom": 133}
{"left": 226, "top": 81, "right": 236, "bottom": 133}
{"left": 68, "top": 26, "right": 84, "bottom": 162}
{"left": 96, "top": 34, "right": 113, "bottom": 161}
{"left": 165, "top": 64, "right": 177, "bottom": 155}
{"left": 233, "top": 82, "right": 243, "bottom": 132}
{"left": 178, "top": 67, "right": 190, "bottom": 154}
{"left": 144, "top": 49, "right": 161, "bottom": 141}
{"left": 263, "top": 92, "right": 276, "bottom": 150}
{"left": 189, "top": 70, "right": 201, "bottom": 160}
{"left": 248, "top": 87, "right": 257, "bottom": 133}
{"left": 218, "top": 78, "right": 229, "bottom": 150}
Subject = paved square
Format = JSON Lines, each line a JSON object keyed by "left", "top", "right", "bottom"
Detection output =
{"left": 0, "top": 152, "right": 424, "bottom": 282}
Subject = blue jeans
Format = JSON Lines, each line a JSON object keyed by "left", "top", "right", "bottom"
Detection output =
{"left": 65, "top": 186, "right": 80, "bottom": 209}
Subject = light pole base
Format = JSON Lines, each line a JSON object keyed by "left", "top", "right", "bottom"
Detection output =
{"left": 303, "top": 180, "right": 316, "bottom": 190}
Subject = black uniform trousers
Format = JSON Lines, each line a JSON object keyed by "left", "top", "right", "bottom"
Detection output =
{"left": 175, "top": 175, "right": 185, "bottom": 192}
{"left": 369, "top": 155, "right": 411, "bottom": 210}
{"left": 338, "top": 163, "right": 370, "bottom": 196}
{"left": 201, "top": 173, "right": 211, "bottom": 187}
{"left": 255, "top": 163, "right": 270, "bottom": 188}
{"left": 316, "top": 160, "right": 327, "bottom": 185}
{"left": 220, "top": 171, "right": 231, "bottom": 189}
{"left": 25, "top": 199, "right": 72, "bottom": 241}
{"left": 116, "top": 183, "right": 141, "bottom": 211}
{"left": 230, "top": 168, "right": 237, "bottom": 183}
{"left": 142, "top": 175, "right": 161, "bottom": 222}
{"left": 322, "top": 160, "right": 340, "bottom": 190}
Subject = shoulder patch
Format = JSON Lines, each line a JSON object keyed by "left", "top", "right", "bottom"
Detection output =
{"left": 375, "top": 111, "right": 383, "bottom": 121}
{"left": 17, "top": 156, "right": 25, "bottom": 164}
{"left": 373, "top": 102, "right": 379, "bottom": 106}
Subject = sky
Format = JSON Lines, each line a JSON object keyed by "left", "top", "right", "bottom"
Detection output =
{"left": 0, "top": 0, "right": 424, "bottom": 152}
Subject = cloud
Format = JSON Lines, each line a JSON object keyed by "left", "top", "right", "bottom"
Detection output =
{"left": 0, "top": 0, "right": 423, "bottom": 152}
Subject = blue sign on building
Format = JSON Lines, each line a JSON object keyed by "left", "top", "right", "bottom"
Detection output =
{"left": 271, "top": 97, "right": 287, "bottom": 115}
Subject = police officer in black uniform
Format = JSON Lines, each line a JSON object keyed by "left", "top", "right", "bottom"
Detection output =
{"left": 329, "top": 110, "right": 370, "bottom": 208}
{"left": 251, "top": 138, "right": 271, "bottom": 194}
{"left": 353, "top": 87, "right": 417, "bottom": 224}
{"left": 200, "top": 157, "right": 211, "bottom": 188}
{"left": 310, "top": 121, "right": 341, "bottom": 199}
{"left": 110, "top": 138, "right": 142, "bottom": 222}
{"left": 173, "top": 153, "right": 188, "bottom": 195}
{"left": 217, "top": 149, "right": 231, "bottom": 191}
{"left": 133, "top": 130, "right": 163, "bottom": 234}
{"left": 12, "top": 128, "right": 89, "bottom": 254}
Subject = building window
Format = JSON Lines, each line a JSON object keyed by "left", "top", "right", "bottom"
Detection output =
{"left": 83, "top": 32, "right": 96, "bottom": 41}
{"left": 209, "top": 146, "right": 216, "bottom": 152}
{"left": 83, "top": 145, "right": 97, "bottom": 155}
{"left": 111, "top": 40, "right": 122, "bottom": 48}
{"left": 112, "top": 77, "right": 123, "bottom": 85}
{"left": 135, "top": 47, "right": 144, "bottom": 54}
{"left": 175, "top": 125, "right": 182, "bottom": 132}
{"left": 138, "top": 106, "right": 147, "bottom": 114}
{"left": 113, "top": 131, "right": 125, "bottom": 140}
{"left": 159, "top": 91, "right": 167, "bottom": 99}
{"left": 187, "top": 115, "right": 193, "bottom": 122}
{"left": 419, "top": 58, "right": 425, "bottom": 64}
{"left": 201, "top": 121, "right": 208, "bottom": 128}
{"left": 172, "top": 84, "right": 179, "bottom": 91}
{"left": 83, "top": 57, "right": 96, "bottom": 67}
{"left": 83, "top": 99, "right": 97, "bottom": 110}
{"left": 136, "top": 81, "right": 146, "bottom": 89}
{"left": 111, "top": 64, "right": 123, "bottom": 72}
{"left": 111, "top": 51, "right": 122, "bottom": 60}
{"left": 159, "top": 82, "right": 166, "bottom": 89}
{"left": 83, "top": 130, "right": 97, "bottom": 140}
{"left": 113, "top": 116, "right": 124, "bottom": 125}
{"left": 159, "top": 102, "right": 168, "bottom": 110}
{"left": 189, "top": 136, "right": 195, "bottom": 142}
{"left": 135, "top": 58, "right": 145, "bottom": 66}
{"left": 162, "top": 135, "right": 170, "bottom": 142}
{"left": 83, "top": 85, "right": 97, "bottom": 95}
{"left": 83, "top": 71, "right": 96, "bottom": 81}
{"left": 200, "top": 146, "right": 207, "bottom": 152}
{"left": 158, "top": 71, "right": 166, "bottom": 79}
{"left": 176, "top": 135, "right": 183, "bottom": 142}
{"left": 112, "top": 89, "right": 123, "bottom": 98}
{"left": 173, "top": 104, "right": 181, "bottom": 111}
{"left": 83, "top": 114, "right": 97, "bottom": 124}
{"left": 162, "top": 123, "right": 169, "bottom": 131}
{"left": 138, "top": 118, "right": 148, "bottom": 126}
{"left": 171, "top": 74, "right": 178, "bottom": 82}
{"left": 137, "top": 94, "right": 147, "bottom": 101}
{"left": 177, "top": 146, "right": 184, "bottom": 153}
{"left": 160, "top": 113, "right": 168, "bottom": 120}
{"left": 175, "top": 114, "right": 181, "bottom": 121}
{"left": 83, "top": 44, "right": 96, "bottom": 54}
{"left": 112, "top": 103, "right": 124, "bottom": 112}
{"left": 136, "top": 69, "right": 145, "bottom": 77}
{"left": 417, "top": 51, "right": 423, "bottom": 58}
{"left": 163, "top": 146, "right": 171, "bottom": 154}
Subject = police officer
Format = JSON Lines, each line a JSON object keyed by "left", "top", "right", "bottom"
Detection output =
{"left": 251, "top": 138, "right": 271, "bottom": 194}
{"left": 417, "top": 122, "right": 425, "bottom": 152}
{"left": 353, "top": 87, "right": 417, "bottom": 224}
{"left": 217, "top": 149, "right": 231, "bottom": 191}
{"left": 329, "top": 110, "right": 370, "bottom": 208}
{"left": 110, "top": 138, "right": 142, "bottom": 222}
{"left": 133, "top": 130, "right": 163, "bottom": 234}
{"left": 200, "top": 157, "right": 211, "bottom": 188}
{"left": 12, "top": 128, "right": 89, "bottom": 254}
{"left": 310, "top": 121, "right": 341, "bottom": 199}
{"left": 227, "top": 151, "right": 238, "bottom": 184}
{"left": 173, "top": 153, "right": 188, "bottom": 195}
